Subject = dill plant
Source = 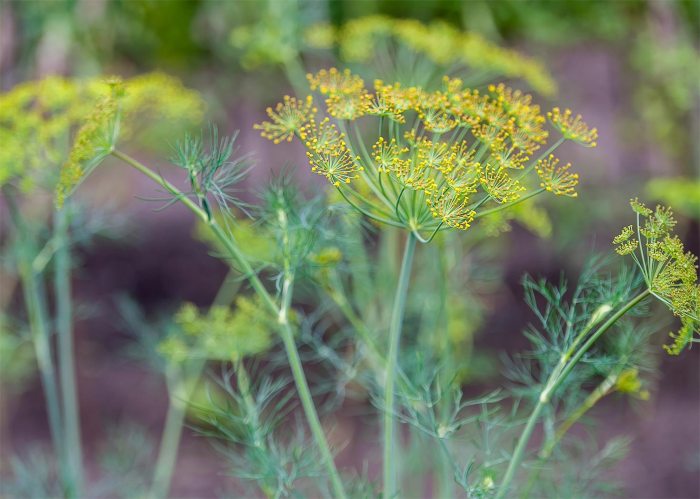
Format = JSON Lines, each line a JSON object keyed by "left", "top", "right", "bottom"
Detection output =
{"left": 9, "top": 53, "right": 699, "bottom": 497}
{"left": 18, "top": 66, "right": 695, "bottom": 499}
{"left": 0, "top": 73, "right": 203, "bottom": 498}
{"left": 255, "top": 66, "right": 595, "bottom": 498}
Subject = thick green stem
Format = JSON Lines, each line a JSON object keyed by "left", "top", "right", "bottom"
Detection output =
{"left": 53, "top": 206, "right": 82, "bottom": 499}
{"left": 112, "top": 150, "right": 346, "bottom": 498}
{"left": 495, "top": 289, "right": 651, "bottom": 498}
{"left": 383, "top": 232, "right": 417, "bottom": 499}
{"left": 21, "top": 256, "right": 66, "bottom": 476}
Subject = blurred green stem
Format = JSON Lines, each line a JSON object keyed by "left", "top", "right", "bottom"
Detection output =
{"left": 521, "top": 366, "right": 625, "bottom": 498}
{"left": 53, "top": 205, "right": 83, "bottom": 499}
{"left": 495, "top": 289, "right": 650, "bottom": 498}
{"left": 111, "top": 150, "right": 347, "bottom": 499}
{"left": 283, "top": 57, "right": 309, "bottom": 98}
{"left": 148, "top": 270, "right": 238, "bottom": 499}
{"left": 383, "top": 232, "right": 416, "bottom": 499}
{"left": 3, "top": 186, "right": 67, "bottom": 492}
{"left": 542, "top": 369, "right": 620, "bottom": 460}
{"left": 149, "top": 367, "right": 192, "bottom": 499}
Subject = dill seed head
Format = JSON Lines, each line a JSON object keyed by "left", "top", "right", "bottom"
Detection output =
{"left": 615, "top": 199, "right": 699, "bottom": 354}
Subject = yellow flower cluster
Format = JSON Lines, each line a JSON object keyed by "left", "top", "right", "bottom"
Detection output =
{"left": 254, "top": 95, "right": 316, "bottom": 144}
{"left": 548, "top": 107, "right": 598, "bottom": 147}
{"left": 614, "top": 199, "right": 699, "bottom": 354}
{"left": 159, "top": 298, "right": 274, "bottom": 363}
{"left": 55, "top": 80, "right": 123, "bottom": 206}
{"left": 256, "top": 67, "right": 595, "bottom": 235}
{"left": 536, "top": 155, "right": 580, "bottom": 198}
{"left": 302, "top": 117, "right": 363, "bottom": 187}
{"left": 1, "top": 73, "right": 203, "bottom": 200}
{"left": 304, "top": 16, "right": 556, "bottom": 96}
{"left": 1, "top": 77, "right": 87, "bottom": 191}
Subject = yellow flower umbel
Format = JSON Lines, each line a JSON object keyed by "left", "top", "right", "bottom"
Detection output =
{"left": 159, "top": 298, "right": 275, "bottom": 363}
{"left": 304, "top": 16, "right": 556, "bottom": 96}
{"left": 536, "top": 154, "right": 580, "bottom": 197}
{"left": 256, "top": 67, "right": 595, "bottom": 242}
{"left": 55, "top": 80, "right": 124, "bottom": 207}
{"left": 548, "top": 107, "right": 598, "bottom": 147}
{"left": 0, "top": 73, "right": 203, "bottom": 203}
{"left": 254, "top": 95, "right": 316, "bottom": 144}
{"left": 614, "top": 199, "right": 699, "bottom": 354}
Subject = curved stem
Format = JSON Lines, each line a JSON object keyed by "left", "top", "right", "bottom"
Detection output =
{"left": 111, "top": 150, "right": 347, "bottom": 498}
{"left": 54, "top": 206, "right": 82, "bottom": 499}
{"left": 495, "top": 289, "right": 650, "bottom": 498}
{"left": 473, "top": 189, "right": 545, "bottom": 219}
{"left": 383, "top": 232, "right": 417, "bottom": 499}
{"left": 336, "top": 186, "right": 404, "bottom": 228}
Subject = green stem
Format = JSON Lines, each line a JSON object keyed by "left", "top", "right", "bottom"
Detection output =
{"left": 22, "top": 255, "right": 66, "bottom": 479}
{"left": 437, "top": 439, "right": 453, "bottom": 498}
{"left": 521, "top": 369, "right": 623, "bottom": 499}
{"left": 3, "top": 187, "right": 66, "bottom": 490}
{"left": 278, "top": 273, "right": 348, "bottom": 499}
{"left": 541, "top": 370, "right": 619, "bottom": 460}
{"left": 325, "top": 272, "right": 412, "bottom": 395}
{"left": 551, "top": 290, "right": 650, "bottom": 394}
{"left": 149, "top": 366, "right": 194, "bottom": 499}
{"left": 473, "top": 189, "right": 545, "bottom": 220}
{"left": 283, "top": 56, "right": 309, "bottom": 98}
{"left": 112, "top": 150, "right": 346, "bottom": 498}
{"left": 383, "top": 232, "right": 417, "bottom": 499}
{"left": 495, "top": 289, "right": 650, "bottom": 498}
{"left": 54, "top": 205, "right": 82, "bottom": 499}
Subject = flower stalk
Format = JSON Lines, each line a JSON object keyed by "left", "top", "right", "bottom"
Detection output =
{"left": 53, "top": 205, "right": 83, "bottom": 499}
{"left": 3, "top": 186, "right": 69, "bottom": 494}
{"left": 495, "top": 288, "right": 651, "bottom": 498}
{"left": 383, "top": 231, "right": 417, "bottom": 499}
{"left": 110, "top": 149, "right": 347, "bottom": 499}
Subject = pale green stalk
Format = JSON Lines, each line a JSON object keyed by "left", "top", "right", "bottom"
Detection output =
{"left": 110, "top": 150, "right": 347, "bottom": 499}
{"left": 148, "top": 365, "right": 195, "bottom": 499}
{"left": 4, "top": 187, "right": 67, "bottom": 492}
{"left": 53, "top": 206, "right": 82, "bottom": 499}
{"left": 383, "top": 232, "right": 417, "bottom": 499}
{"left": 495, "top": 289, "right": 651, "bottom": 498}
{"left": 541, "top": 370, "right": 620, "bottom": 460}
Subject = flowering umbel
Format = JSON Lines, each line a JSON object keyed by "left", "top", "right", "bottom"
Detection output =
{"left": 0, "top": 73, "right": 203, "bottom": 204}
{"left": 614, "top": 199, "right": 700, "bottom": 354}
{"left": 304, "top": 16, "right": 557, "bottom": 96}
{"left": 256, "top": 68, "right": 595, "bottom": 240}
